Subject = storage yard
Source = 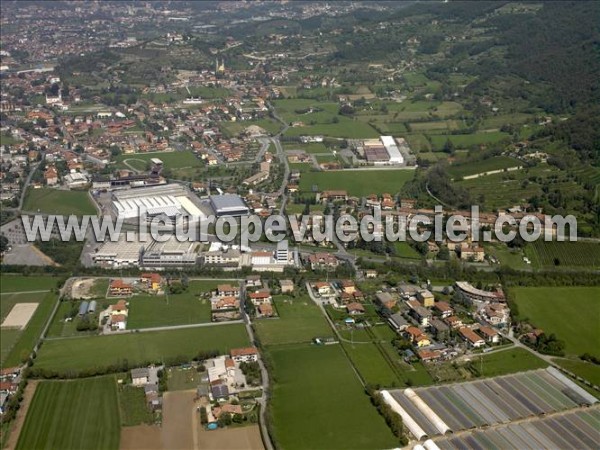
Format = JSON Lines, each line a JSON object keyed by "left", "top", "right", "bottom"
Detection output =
{"left": 383, "top": 367, "right": 598, "bottom": 444}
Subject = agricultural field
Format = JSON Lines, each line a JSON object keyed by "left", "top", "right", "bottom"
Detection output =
{"left": 464, "top": 348, "right": 548, "bottom": 378}
{"left": 455, "top": 163, "right": 582, "bottom": 210}
{"left": 298, "top": 169, "right": 414, "bottom": 197}
{"left": 16, "top": 377, "right": 120, "bottom": 450}
{"left": 33, "top": 324, "right": 250, "bottom": 375}
{"left": 484, "top": 243, "right": 530, "bottom": 270}
{"left": 1, "top": 291, "right": 56, "bottom": 366}
{"left": 23, "top": 188, "right": 96, "bottom": 216}
{"left": 392, "top": 241, "right": 422, "bottom": 259}
{"left": 119, "top": 385, "right": 154, "bottom": 426}
{"left": 0, "top": 275, "right": 59, "bottom": 292}
{"left": 267, "top": 343, "right": 398, "bottom": 450}
{"left": 115, "top": 150, "right": 201, "bottom": 170}
{"left": 447, "top": 156, "right": 521, "bottom": 179}
{"left": 554, "top": 358, "right": 600, "bottom": 387}
{"left": 526, "top": 240, "right": 600, "bottom": 269}
{"left": 284, "top": 118, "right": 379, "bottom": 139}
{"left": 253, "top": 295, "right": 332, "bottom": 345}
{"left": 221, "top": 118, "right": 282, "bottom": 137}
{"left": 513, "top": 287, "right": 600, "bottom": 358}
{"left": 429, "top": 131, "right": 510, "bottom": 150}
{"left": 283, "top": 142, "right": 328, "bottom": 153}
{"left": 126, "top": 280, "right": 225, "bottom": 329}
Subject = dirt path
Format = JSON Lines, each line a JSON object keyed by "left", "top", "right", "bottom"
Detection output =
{"left": 4, "top": 380, "right": 39, "bottom": 450}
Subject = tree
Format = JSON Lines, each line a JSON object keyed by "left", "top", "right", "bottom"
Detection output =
{"left": 0, "top": 235, "right": 9, "bottom": 253}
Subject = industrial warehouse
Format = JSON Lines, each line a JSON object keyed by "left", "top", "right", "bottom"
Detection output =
{"left": 382, "top": 367, "right": 598, "bottom": 447}
{"left": 111, "top": 184, "right": 207, "bottom": 221}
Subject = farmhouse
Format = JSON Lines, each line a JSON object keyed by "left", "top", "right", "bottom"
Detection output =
{"left": 318, "top": 190, "right": 348, "bottom": 203}
{"left": 230, "top": 347, "right": 259, "bottom": 363}
{"left": 110, "top": 300, "right": 128, "bottom": 316}
{"left": 131, "top": 368, "right": 150, "bottom": 385}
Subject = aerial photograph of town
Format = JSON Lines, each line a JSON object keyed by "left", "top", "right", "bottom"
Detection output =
{"left": 0, "top": 1, "right": 598, "bottom": 449}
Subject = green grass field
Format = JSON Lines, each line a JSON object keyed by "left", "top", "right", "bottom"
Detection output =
{"left": 429, "top": 131, "right": 510, "bottom": 150}
{"left": 473, "top": 348, "right": 548, "bottom": 378}
{"left": 299, "top": 169, "right": 414, "bottom": 197}
{"left": 513, "top": 287, "right": 600, "bottom": 358}
{"left": 16, "top": 377, "right": 120, "bottom": 450}
{"left": 1, "top": 291, "right": 48, "bottom": 363}
{"left": 1, "top": 292, "right": 57, "bottom": 367}
{"left": 119, "top": 385, "right": 154, "bottom": 426}
{"left": 126, "top": 280, "right": 225, "bottom": 329}
{"left": 23, "top": 188, "right": 96, "bottom": 216}
{"left": 554, "top": 358, "right": 600, "bottom": 386}
{"left": 268, "top": 344, "right": 398, "bottom": 450}
{"left": 34, "top": 324, "right": 250, "bottom": 375}
{"left": 447, "top": 156, "right": 521, "bottom": 179}
{"left": 527, "top": 240, "right": 600, "bottom": 269}
{"left": 0, "top": 275, "right": 59, "bottom": 292}
{"left": 115, "top": 150, "right": 201, "bottom": 169}
{"left": 253, "top": 295, "right": 332, "bottom": 345}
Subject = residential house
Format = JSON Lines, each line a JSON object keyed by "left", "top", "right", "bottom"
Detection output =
{"left": 405, "top": 326, "right": 431, "bottom": 348}
{"left": 109, "top": 279, "right": 133, "bottom": 296}
{"left": 307, "top": 253, "right": 339, "bottom": 271}
{"left": 44, "top": 165, "right": 58, "bottom": 186}
{"left": 407, "top": 299, "right": 432, "bottom": 326}
{"left": 279, "top": 279, "right": 294, "bottom": 293}
{"left": 248, "top": 291, "right": 272, "bottom": 306}
{"left": 230, "top": 347, "right": 259, "bottom": 363}
{"left": 433, "top": 301, "right": 453, "bottom": 319}
{"left": 110, "top": 300, "right": 128, "bottom": 316}
{"left": 312, "top": 281, "right": 333, "bottom": 296}
{"left": 417, "top": 289, "right": 435, "bottom": 307}
{"left": 340, "top": 280, "right": 356, "bottom": 295}
{"left": 388, "top": 313, "right": 409, "bottom": 332}
{"left": 429, "top": 318, "right": 450, "bottom": 341}
{"left": 258, "top": 303, "right": 274, "bottom": 317}
{"left": 346, "top": 302, "right": 365, "bottom": 315}
{"left": 111, "top": 313, "right": 127, "bottom": 331}
{"left": 211, "top": 296, "right": 239, "bottom": 310}
{"left": 444, "top": 315, "right": 463, "bottom": 329}
{"left": 459, "top": 327, "right": 485, "bottom": 348}
{"left": 212, "top": 403, "right": 243, "bottom": 419}
{"left": 375, "top": 292, "right": 397, "bottom": 310}
{"left": 418, "top": 349, "right": 442, "bottom": 362}
{"left": 479, "top": 326, "right": 500, "bottom": 344}
{"left": 217, "top": 284, "right": 240, "bottom": 297}
{"left": 246, "top": 275, "right": 261, "bottom": 288}
{"left": 131, "top": 368, "right": 150, "bottom": 386}
{"left": 140, "top": 273, "right": 162, "bottom": 290}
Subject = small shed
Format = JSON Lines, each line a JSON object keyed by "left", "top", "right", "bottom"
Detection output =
{"left": 78, "top": 301, "right": 89, "bottom": 316}
{"left": 88, "top": 300, "right": 97, "bottom": 314}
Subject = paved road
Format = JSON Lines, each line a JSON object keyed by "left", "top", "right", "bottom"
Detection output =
{"left": 239, "top": 282, "right": 274, "bottom": 450}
